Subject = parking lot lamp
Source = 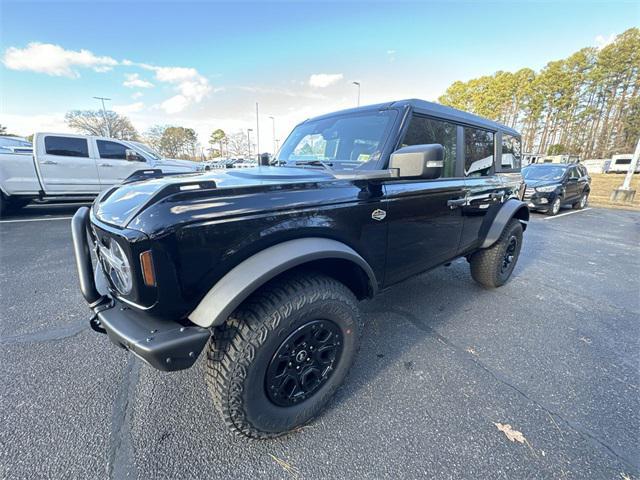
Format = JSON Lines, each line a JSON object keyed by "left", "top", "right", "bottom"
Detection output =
{"left": 352, "top": 82, "right": 360, "bottom": 107}
{"left": 93, "top": 96, "right": 111, "bottom": 137}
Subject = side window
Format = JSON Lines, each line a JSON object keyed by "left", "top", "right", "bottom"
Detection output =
{"left": 464, "top": 128, "right": 494, "bottom": 177}
{"left": 569, "top": 167, "right": 580, "bottom": 179}
{"left": 44, "top": 136, "right": 89, "bottom": 157}
{"left": 97, "top": 140, "right": 128, "bottom": 160}
{"left": 501, "top": 134, "right": 522, "bottom": 171}
{"left": 400, "top": 116, "right": 457, "bottom": 177}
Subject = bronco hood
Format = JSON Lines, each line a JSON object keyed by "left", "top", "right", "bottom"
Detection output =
{"left": 93, "top": 166, "right": 335, "bottom": 228}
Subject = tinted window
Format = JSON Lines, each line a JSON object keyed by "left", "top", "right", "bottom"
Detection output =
{"left": 44, "top": 136, "right": 89, "bottom": 157}
{"left": 464, "top": 128, "right": 494, "bottom": 176}
{"left": 501, "top": 134, "right": 522, "bottom": 170}
{"left": 97, "top": 140, "right": 128, "bottom": 160}
{"left": 400, "top": 116, "right": 457, "bottom": 177}
{"left": 568, "top": 167, "right": 580, "bottom": 179}
{"left": 616, "top": 159, "right": 631, "bottom": 165}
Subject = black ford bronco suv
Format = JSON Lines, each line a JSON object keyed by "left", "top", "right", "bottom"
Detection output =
{"left": 72, "top": 99, "right": 529, "bottom": 438}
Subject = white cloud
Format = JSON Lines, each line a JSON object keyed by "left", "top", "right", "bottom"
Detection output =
{"left": 123, "top": 73, "right": 154, "bottom": 88}
{"left": 309, "top": 73, "right": 344, "bottom": 88}
{"left": 131, "top": 91, "right": 144, "bottom": 100}
{"left": 595, "top": 34, "right": 616, "bottom": 49}
{"left": 141, "top": 65, "right": 211, "bottom": 113}
{"left": 387, "top": 49, "right": 397, "bottom": 63}
{"left": 113, "top": 102, "right": 145, "bottom": 114}
{"left": 2, "top": 42, "right": 117, "bottom": 78}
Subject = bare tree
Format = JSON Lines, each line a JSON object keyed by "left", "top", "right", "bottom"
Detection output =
{"left": 225, "top": 131, "right": 249, "bottom": 158}
{"left": 65, "top": 110, "right": 139, "bottom": 140}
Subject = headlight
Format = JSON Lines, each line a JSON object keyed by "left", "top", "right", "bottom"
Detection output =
{"left": 536, "top": 185, "right": 559, "bottom": 193}
{"left": 100, "top": 239, "right": 132, "bottom": 295}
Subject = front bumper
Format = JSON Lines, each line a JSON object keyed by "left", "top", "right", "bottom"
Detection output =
{"left": 523, "top": 191, "right": 558, "bottom": 210}
{"left": 71, "top": 207, "right": 210, "bottom": 371}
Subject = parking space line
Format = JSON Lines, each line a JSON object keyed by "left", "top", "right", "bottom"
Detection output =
{"left": 542, "top": 208, "right": 592, "bottom": 220}
{"left": 0, "top": 216, "right": 73, "bottom": 224}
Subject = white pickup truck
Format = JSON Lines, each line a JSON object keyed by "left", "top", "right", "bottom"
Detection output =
{"left": 0, "top": 132, "right": 204, "bottom": 216}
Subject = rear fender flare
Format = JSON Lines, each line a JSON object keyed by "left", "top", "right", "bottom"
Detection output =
{"left": 188, "top": 237, "right": 377, "bottom": 328}
{"left": 479, "top": 199, "right": 529, "bottom": 249}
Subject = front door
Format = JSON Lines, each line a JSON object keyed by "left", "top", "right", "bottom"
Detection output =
{"left": 383, "top": 178, "right": 466, "bottom": 285}
{"left": 95, "top": 140, "right": 148, "bottom": 187}
{"left": 564, "top": 166, "right": 580, "bottom": 201}
{"left": 37, "top": 135, "right": 101, "bottom": 194}
{"left": 381, "top": 113, "right": 464, "bottom": 286}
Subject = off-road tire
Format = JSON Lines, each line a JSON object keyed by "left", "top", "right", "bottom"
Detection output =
{"left": 205, "top": 271, "right": 361, "bottom": 439}
{"left": 573, "top": 191, "right": 588, "bottom": 210}
{"left": 469, "top": 218, "right": 523, "bottom": 288}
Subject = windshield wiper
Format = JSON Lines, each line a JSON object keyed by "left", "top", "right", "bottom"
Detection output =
{"left": 294, "top": 160, "right": 334, "bottom": 172}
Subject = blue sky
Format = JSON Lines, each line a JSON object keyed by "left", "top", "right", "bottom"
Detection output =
{"left": 1, "top": 0, "right": 638, "bottom": 150}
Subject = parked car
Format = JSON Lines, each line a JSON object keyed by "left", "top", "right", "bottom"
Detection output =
{"left": 522, "top": 163, "right": 590, "bottom": 215}
{"left": 607, "top": 153, "right": 639, "bottom": 174}
{"left": 72, "top": 99, "right": 529, "bottom": 438}
{"left": 0, "top": 133, "right": 204, "bottom": 216}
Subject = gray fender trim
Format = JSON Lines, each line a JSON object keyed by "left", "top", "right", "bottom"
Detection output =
{"left": 188, "top": 237, "right": 377, "bottom": 328}
{"left": 480, "top": 199, "right": 529, "bottom": 249}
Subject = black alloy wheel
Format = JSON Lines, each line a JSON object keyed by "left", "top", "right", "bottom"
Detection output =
{"left": 266, "top": 320, "right": 343, "bottom": 407}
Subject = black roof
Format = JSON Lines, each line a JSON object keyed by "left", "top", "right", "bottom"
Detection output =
{"left": 307, "top": 98, "right": 520, "bottom": 136}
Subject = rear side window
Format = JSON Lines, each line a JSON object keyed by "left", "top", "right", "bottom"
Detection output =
{"left": 44, "top": 136, "right": 89, "bottom": 157}
{"left": 501, "top": 134, "right": 522, "bottom": 171}
{"left": 97, "top": 140, "right": 128, "bottom": 160}
{"left": 400, "top": 116, "right": 457, "bottom": 177}
{"left": 464, "top": 128, "right": 494, "bottom": 176}
{"left": 616, "top": 158, "right": 631, "bottom": 165}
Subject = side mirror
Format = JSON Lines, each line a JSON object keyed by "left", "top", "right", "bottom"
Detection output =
{"left": 389, "top": 144, "right": 444, "bottom": 179}
{"left": 125, "top": 149, "right": 143, "bottom": 162}
{"left": 260, "top": 152, "right": 270, "bottom": 166}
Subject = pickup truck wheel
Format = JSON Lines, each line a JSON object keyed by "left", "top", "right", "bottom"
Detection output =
{"left": 205, "top": 271, "right": 361, "bottom": 438}
{"left": 470, "top": 218, "right": 523, "bottom": 288}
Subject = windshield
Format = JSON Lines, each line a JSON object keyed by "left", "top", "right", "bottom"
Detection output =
{"left": 523, "top": 165, "right": 567, "bottom": 181}
{"left": 276, "top": 110, "right": 397, "bottom": 170}
{"left": 129, "top": 141, "right": 162, "bottom": 161}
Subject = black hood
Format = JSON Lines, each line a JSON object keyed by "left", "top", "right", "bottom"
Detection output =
{"left": 93, "top": 167, "right": 335, "bottom": 228}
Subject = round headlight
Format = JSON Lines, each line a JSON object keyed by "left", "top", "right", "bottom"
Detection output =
{"left": 106, "top": 240, "right": 132, "bottom": 295}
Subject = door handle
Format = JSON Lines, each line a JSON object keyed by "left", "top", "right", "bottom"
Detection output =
{"left": 41, "top": 160, "right": 58, "bottom": 165}
{"left": 447, "top": 198, "right": 467, "bottom": 209}
{"left": 99, "top": 163, "right": 113, "bottom": 167}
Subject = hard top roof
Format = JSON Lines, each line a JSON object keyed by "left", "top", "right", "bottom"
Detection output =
{"left": 306, "top": 98, "right": 520, "bottom": 136}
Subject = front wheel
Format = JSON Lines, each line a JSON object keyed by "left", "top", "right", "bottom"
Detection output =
{"left": 470, "top": 218, "right": 523, "bottom": 288}
{"left": 547, "top": 196, "right": 562, "bottom": 216}
{"left": 205, "top": 271, "right": 361, "bottom": 438}
{"left": 573, "top": 192, "right": 588, "bottom": 210}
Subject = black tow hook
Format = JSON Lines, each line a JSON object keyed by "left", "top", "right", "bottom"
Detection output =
{"left": 89, "top": 297, "right": 112, "bottom": 335}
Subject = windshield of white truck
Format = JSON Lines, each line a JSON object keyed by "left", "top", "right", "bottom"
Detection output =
{"left": 276, "top": 110, "right": 397, "bottom": 170}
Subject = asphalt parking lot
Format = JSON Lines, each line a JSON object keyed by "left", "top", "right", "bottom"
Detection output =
{"left": 1, "top": 203, "right": 638, "bottom": 479}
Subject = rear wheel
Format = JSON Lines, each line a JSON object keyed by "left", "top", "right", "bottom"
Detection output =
{"left": 470, "top": 219, "right": 523, "bottom": 288}
{"left": 205, "top": 271, "right": 361, "bottom": 438}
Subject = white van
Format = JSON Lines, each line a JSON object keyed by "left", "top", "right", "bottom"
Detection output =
{"left": 607, "top": 154, "right": 639, "bottom": 174}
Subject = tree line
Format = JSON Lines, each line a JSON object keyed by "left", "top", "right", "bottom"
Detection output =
{"left": 438, "top": 28, "right": 639, "bottom": 158}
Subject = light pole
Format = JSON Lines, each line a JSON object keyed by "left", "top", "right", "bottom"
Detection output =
{"left": 255, "top": 102, "right": 260, "bottom": 161}
{"left": 247, "top": 128, "right": 253, "bottom": 159}
{"left": 352, "top": 81, "right": 360, "bottom": 107}
{"left": 93, "top": 96, "right": 111, "bottom": 137}
{"left": 269, "top": 116, "right": 277, "bottom": 155}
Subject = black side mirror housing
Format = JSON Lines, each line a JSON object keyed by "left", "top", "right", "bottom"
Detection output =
{"left": 260, "top": 153, "right": 270, "bottom": 166}
{"left": 389, "top": 144, "right": 444, "bottom": 179}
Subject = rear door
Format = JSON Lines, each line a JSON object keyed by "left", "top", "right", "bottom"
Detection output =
{"left": 383, "top": 115, "right": 465, "bottom": 286}
{"left": 37, "top": 135, "right": 101, "bottom": 194}
{"left": 95, "top": 139, "right": 148, "bottom": 187}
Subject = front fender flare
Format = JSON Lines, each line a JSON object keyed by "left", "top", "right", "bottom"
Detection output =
{"left": 480, "top": 199, "right": 529, "bottom": 249}
{"left": 188, "top": 237, "right": 377, "bottom": 328}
